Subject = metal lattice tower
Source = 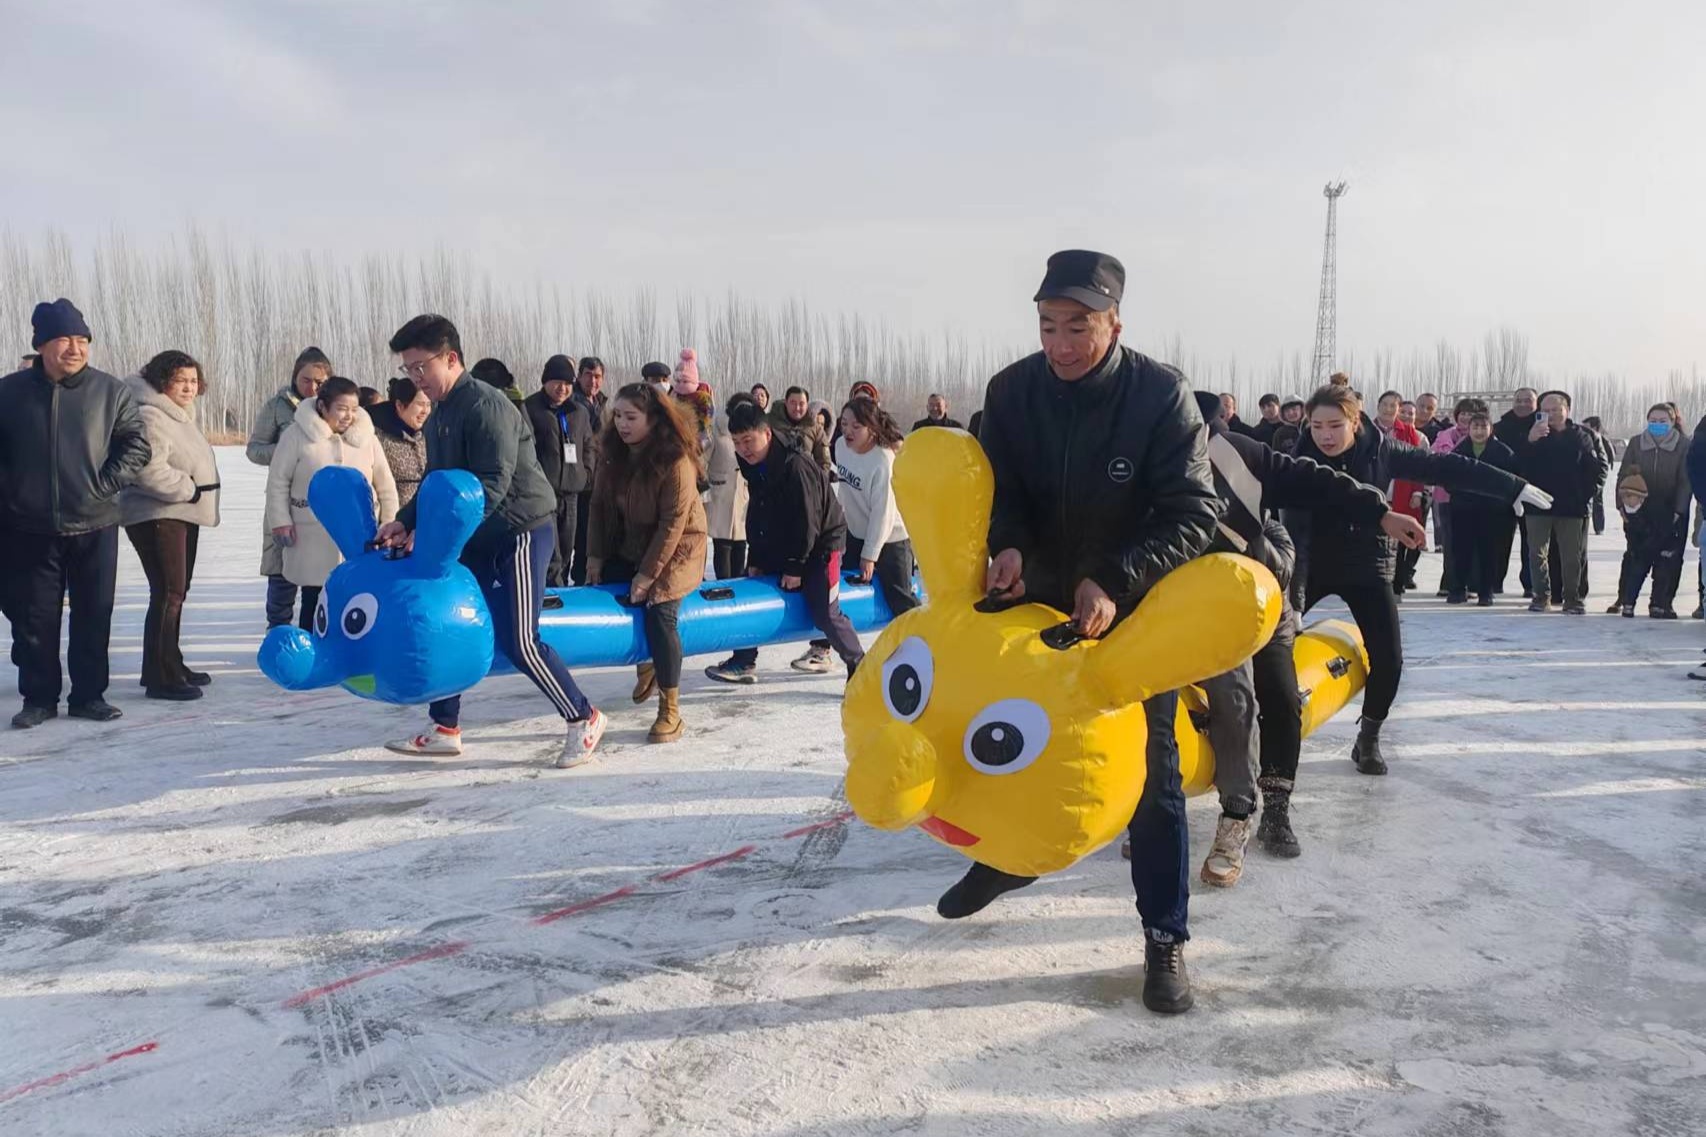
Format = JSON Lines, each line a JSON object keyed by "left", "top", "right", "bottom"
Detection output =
{"left": 1310, "top": 180, "right": 1349, "bottom": 386}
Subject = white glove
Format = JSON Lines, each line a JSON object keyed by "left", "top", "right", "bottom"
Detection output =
{"left": 1513, "top": 484, "right": 1553, "bottom": 516}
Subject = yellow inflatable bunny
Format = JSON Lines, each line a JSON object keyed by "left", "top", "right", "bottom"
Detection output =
{"left": 843, "top": 427, "right": 1368, "bottom": 878}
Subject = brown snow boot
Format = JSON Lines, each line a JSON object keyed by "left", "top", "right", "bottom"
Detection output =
{"left": 648, "top": 687, "right": 684, "bottom": 743}
{"left": 632, "top": 662, "right": 658, "bottom": 703}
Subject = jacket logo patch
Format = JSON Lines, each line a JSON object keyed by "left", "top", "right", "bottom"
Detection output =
{"left": 1107, "top": 457, "right": 1134, "bottom": 483}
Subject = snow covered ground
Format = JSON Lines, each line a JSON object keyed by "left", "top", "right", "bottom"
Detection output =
{"left": 2, "top": 447, "right": 1704, "bottom": 1136}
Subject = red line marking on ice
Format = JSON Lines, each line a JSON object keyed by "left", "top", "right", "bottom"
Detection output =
{"left": 275, "top": 811, "right": 855, "bottom": 1006}
{"left": 655, "top": 844, "right": 758, "bottom": 882}
{"left": 531, "top": 883, "right": 639, "bottom": 926}
{"left": 782, "top": 810, "right": 856, "bottom": 839}
{"left": 280, "top": 940, "right": 470, "bottom": 1009}
{"left": 0, "top": 1041, "right": 159, "bottom": 1106}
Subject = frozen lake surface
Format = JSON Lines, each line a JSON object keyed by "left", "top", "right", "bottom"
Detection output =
{"left": 2, "top": 447, "right": 1704, "bottom": 1136}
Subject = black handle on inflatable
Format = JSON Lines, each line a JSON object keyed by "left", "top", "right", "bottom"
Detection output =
{"left": 974, "top": 589, "right": 1027, "bottom": 614}
{"left": 699, "top": 586, "right": 737, "bottom": 602}
{"left": 1040, "top": 622, "right": 1090, "bottom": 651}
{"left": 362, "top": 539, "right": 411, "bottom": 562}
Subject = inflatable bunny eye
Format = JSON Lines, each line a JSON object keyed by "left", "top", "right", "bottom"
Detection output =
{"left": 881, "top": 637, "right": 934, "bottom": 723}
{"left": 963, "top": 699, "right": 1052, "bottom": 776}
{"left": 313, "top": 592, "right": 330, "bottom": 638}
{"left": 340, "top": 593, "right": 379, "bottom": 641}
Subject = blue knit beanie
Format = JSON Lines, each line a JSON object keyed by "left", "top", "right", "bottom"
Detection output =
{"left": 30, "top": 298, "right": 92, "bottom": 349}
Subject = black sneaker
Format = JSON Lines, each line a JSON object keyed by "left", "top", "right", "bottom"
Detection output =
{"left": 1651, "top": 606, "right": 1679, "bottom": 620}
{"left": 145, "top": 684, "right": 203, "bottom": 702}
{"left": 1476, "top": 594, "right": 1495, "bottom": 607}
{"left": 936, "top": 862, "right": 1037, "bottom": 919}
{"left": 11, "top": 704, "right": 57, "bottom": 729}
{"left": 1563, "top": 603, "right": 1586, "bottom": 616}
{"left": 185, "top": 670, "right": 213, "bottom": 687}
{"left": 1446, "top": 590, "right": 1468, "bottom": 605}
{"left": 1621, "top": 604, "right": 1636, "bottom": 618}
{"left": 1142, "top": 934, "right": 1194, "bottom": 1014}
{"left": 67, "top": 700, "right": 123, "bottom": 722}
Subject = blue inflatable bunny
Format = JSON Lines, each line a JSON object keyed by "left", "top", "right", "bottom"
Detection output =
{"left": 257, "top": 467, "right": 496, "bottom": 703}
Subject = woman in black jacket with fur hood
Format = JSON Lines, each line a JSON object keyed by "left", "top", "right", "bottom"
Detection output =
{"left": 1290, "top": 386, "right": 1550, "bottom": 774}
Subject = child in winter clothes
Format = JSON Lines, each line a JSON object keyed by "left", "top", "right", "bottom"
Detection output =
{"left": 670, "top": 348, "right": 715, "bottom": 455}
{"left": 704, "top": 400, "right": 864, "bottom": 683}
{"left": 1613, "top": 473, "right": 1687, "bottom": 618}
{"left": 264, "top": 376, "right": 399, "bottom": 630}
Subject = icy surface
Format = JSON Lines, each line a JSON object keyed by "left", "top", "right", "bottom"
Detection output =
{"left": 2, "top": 448, "right": 1703, "bottom": 1136}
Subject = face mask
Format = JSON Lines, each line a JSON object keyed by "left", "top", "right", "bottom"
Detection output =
{"left": 1623, "top": 501, "right": 1643, "bottom": 515}
{"left": 1649, "top": 422, "right": 1672, "bottom": 437}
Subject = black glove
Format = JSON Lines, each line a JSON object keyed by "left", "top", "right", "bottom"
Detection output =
{"left": 190, "top": 482, "right": 220, "bottom": 503}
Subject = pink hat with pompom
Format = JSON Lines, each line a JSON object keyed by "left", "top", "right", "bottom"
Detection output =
{"left": 674, "top": 347, "right": 700, "bottom": 388}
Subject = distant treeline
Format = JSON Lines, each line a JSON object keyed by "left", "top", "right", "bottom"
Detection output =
{"left": 2, "top": 227, "right": 1697, "bottom": 440}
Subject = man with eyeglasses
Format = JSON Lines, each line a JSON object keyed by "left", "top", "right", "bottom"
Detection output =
{"left": 376, "top": 315, "right": 606, "bottom": 767}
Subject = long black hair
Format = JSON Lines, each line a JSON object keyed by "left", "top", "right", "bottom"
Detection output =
{"left": 840, "top": 396, "right": 903, "bottom": 449}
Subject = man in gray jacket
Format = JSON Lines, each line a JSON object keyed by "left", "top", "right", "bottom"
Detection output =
{"left": 376, "top": 315, "right": 605, "bottom": 767}
{"left": 0, "top": 299, "right": 150, "bottom": 728}
{"left": 246, "top": 346, "right": 329, "bottom": 628}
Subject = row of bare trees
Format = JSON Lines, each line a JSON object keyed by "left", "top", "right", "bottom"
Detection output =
{"left": 2, "top": 227, "right": 1697, "bottom": 439}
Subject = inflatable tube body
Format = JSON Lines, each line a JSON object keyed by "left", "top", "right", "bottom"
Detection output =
{"left": 1176, "top": 618, "right": 1368, "bottom": 796}
{"left": 505, "top": 576, "right": 908, "bottom": 672}
{"left": 258, "top": 467, "right": 916, "bottom": 703}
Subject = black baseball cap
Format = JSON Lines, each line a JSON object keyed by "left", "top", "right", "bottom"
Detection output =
{"left": 1033, "top": 249, "right": 1124, "bottom": 312}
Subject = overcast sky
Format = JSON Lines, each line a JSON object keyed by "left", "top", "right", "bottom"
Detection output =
{"left": 4, "top": 0, "right": 1702, "bottom": 381}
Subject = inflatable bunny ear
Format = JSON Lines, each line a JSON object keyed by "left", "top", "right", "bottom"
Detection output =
{"left": 1088, "top": 554, "right": 1282, "bottom": 708}
{"left": 409, "top": 470, "right": 486, "bottom": 575}
{"left": 308, "top": 466, "right": 379, "bottom": 561}
{"left": 890, "top": 427, "right": 990, "bottom": 606}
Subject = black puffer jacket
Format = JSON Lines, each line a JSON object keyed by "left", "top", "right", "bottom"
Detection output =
{"left": 1519, "top": 421, "right": 1606, "bottom": 518}
{"left": 738, "top": 431, "right": 847, "bottom": 576}
{"left": 1201, "top": 416, "right": 1390, "bottom": 585}
{"left": 0, "top": 362, "right": 150, "bottom": 535}
{"left": 1294, "top": 422, "right": 1525, "bottom": 586}
{"left": 979, "top": 345, "right": 1220, "bottom": 608}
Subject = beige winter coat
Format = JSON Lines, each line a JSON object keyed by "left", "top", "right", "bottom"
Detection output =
{"left": 705, "top": 423, "right": 748, "bottom": 541}
{"left": 119, "top": 377, "right": 222, "bottom": 529}
{"left": 264, "top": 399, "right": 399, "bottom": 587}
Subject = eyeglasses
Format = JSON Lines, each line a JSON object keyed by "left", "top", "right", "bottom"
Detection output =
{"left": 397, "top": 350, "right": 447, "bottom": 379}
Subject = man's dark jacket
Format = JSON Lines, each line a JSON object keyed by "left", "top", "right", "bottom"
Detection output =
{"left": 0, "top": 362, "right": 150, "bottom": 535}
{"left": 523, "top": 390, "right": 593, "bottom": 495}
{"left": 978, "top": 345, "right": 1220, "bottom": 608}
{"left": 397, "top": 373, "right": 557, "bottom": 551}
{"left": 1518, "top": 420, "right": 1607, "bottom": 518}
{"left": 737, "top": 431, "right": 847, "bottom": 576}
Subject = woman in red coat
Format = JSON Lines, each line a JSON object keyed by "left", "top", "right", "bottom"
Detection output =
{"left": 1379, "top": 392, "right": 1429, "bottom": 595}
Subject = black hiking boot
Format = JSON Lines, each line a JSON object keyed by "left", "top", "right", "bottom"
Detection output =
{"left": 11, "top": 704, "right": 57, "bottom": 730}
{"left": 936, "top": 862, "right": 1037, "bottom": 919}
{"left": 1351, "top": 715, "right": 1387, "bottom": 775}
{"left": 68, "top": 699, "right": 123, "bottom": 723}
{"left": 1142, "top": 933, "right": 1194, "bottom": 1014}
{"left": 1256, "top": 777, "right": 1302, "bottom": 858}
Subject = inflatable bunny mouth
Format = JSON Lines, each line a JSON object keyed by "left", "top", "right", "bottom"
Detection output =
{"left": 919, "top": 816, "right": 980, "bottom": 847}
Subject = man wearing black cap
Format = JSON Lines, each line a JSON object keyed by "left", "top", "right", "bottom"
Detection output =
{"left": 0, "top": 299, "right": 150, "bottom": 728}
{"left": 946, "top": 250, "right": 1221, "bottom": 1014}
{"left": 524, "top": 354, "right": 593, "bottom": 586}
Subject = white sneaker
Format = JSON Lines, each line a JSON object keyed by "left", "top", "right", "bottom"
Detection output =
{"left": 557, "top": 707, "right": 606, "bottom": 769}
{"left": 790, "top": 645, "right": 834, "bottom": 674}
{"left": 386, "top": 725, "right": 463, "bottom": 756}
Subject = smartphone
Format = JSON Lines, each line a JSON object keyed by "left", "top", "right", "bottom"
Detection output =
{"left": 1535, "top": 411, "right": 1545, "bottom": 422}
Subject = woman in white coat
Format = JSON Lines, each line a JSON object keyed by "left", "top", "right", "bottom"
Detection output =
{"left": 706, "top": 392, "right": 752, "bottom": 579}
{"left": 121, "top": 351, "right": 222, "bottom": 701}
{"left": 264, "top": 375, "right": 398, "bottom": 629}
